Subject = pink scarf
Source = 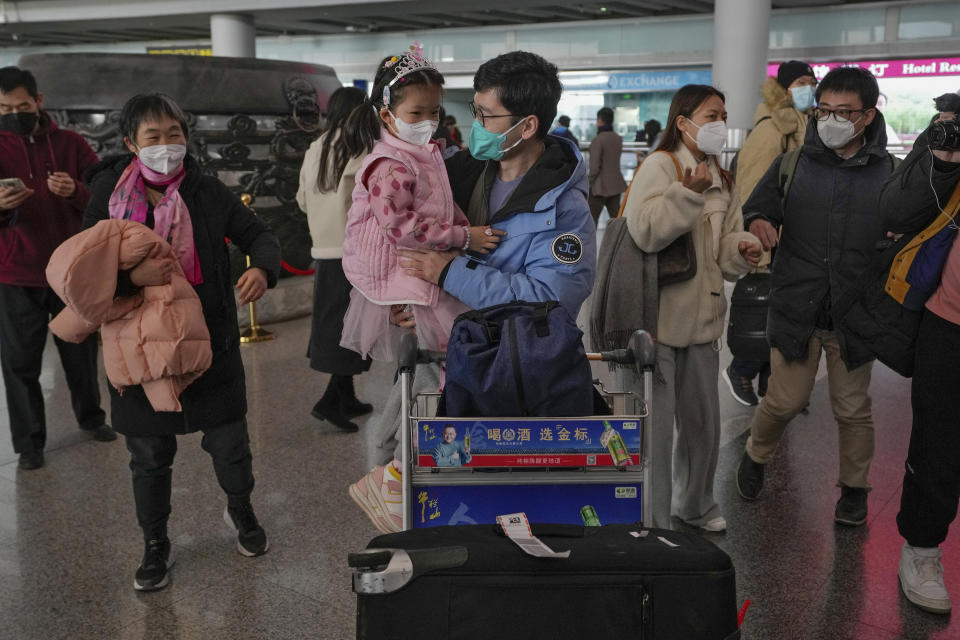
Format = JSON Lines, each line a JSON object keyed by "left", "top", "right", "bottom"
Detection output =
{"left": 108, "top": 158, "right": 202, "bottom": 285}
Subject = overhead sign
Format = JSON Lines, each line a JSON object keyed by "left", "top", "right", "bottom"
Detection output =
{"left": 147, "top": 47, "right": 213, "bottom": 56}
{"left": 563, "top": 69, "right": 712, "bottom": 93}
{"left": 766, "top": 57, "right": 960, "bottom": 80}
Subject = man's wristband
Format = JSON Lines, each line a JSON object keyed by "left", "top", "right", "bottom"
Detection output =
{"left": 462, "top": 226, "right": 470, "bottom": 251}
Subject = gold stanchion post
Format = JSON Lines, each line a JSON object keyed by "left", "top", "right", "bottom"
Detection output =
{"left": 239, "top": 194, "right": 275, "bottom": 343}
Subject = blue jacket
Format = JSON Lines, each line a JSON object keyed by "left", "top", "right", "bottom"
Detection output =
{"left": 441, "top": 136, "right": 596, "bottom": 319}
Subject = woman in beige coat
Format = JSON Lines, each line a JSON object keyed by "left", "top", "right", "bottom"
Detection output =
{"left": 618, "top": 84, "right": 762, "bottom": 531}
{"left": 297, "top": 87, "right": 374, "bottom": 432}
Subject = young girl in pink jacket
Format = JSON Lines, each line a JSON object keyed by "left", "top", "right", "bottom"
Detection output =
{"left": 340, "top": 44, "right": 504, "bottom": 360}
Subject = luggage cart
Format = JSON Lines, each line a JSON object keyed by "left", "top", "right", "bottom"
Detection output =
{"left": 396, "top": 330, "right": 657, "bottom": 530}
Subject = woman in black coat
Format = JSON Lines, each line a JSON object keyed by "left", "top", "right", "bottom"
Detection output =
{"left": 83, "top": 93, "right": 280, "bottom": 592}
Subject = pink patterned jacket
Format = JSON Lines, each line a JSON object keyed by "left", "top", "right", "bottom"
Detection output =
{"left": 342, "top": 129, "right": 469, "bottom": 306}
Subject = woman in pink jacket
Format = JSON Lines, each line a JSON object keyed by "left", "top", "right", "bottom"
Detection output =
{"left": 340, "top": 44, "right": 505, "bottom": 360}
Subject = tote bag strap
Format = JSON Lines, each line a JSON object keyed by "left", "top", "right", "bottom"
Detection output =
{"left": 615, "top": 150, "right": 684, "bottom": 218}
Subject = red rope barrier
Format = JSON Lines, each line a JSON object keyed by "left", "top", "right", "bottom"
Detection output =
{"left": 224, "top": 238, "right": 315, "bottom": 276}
{"left": 281, "top": 260, "right": 315, "bottom": 276}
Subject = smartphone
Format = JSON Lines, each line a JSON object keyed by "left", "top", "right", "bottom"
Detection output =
{"left": 0, "top": 178, "right": 26, "bottom": 191}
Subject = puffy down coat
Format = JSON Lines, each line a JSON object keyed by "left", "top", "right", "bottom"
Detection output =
{"left": 46, "top": 219, "right": 212, "bottom": 412}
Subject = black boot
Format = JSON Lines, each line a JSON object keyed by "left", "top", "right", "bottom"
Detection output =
{"left": 337, "top": 375, "right": 373, "bottom": 418}
{"left": 736, "top": 450, "right": 765, "bottom": 500}
{"left": 311, "top": 378, "right": 359, "bottom": 431}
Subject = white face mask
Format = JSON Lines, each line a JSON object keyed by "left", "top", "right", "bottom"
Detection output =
{"left": 390, "top": 113, "right": 438, "bottom": 147}
{"left": 684, "top": 119, "right": 727, "bottom": 155}
{"left": 816, "top": 116, "right": 859, "bottom": 150}
{"left": 137, "top": 144, "right": 187, "bottom": 175}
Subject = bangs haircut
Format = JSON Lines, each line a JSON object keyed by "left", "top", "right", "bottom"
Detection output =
{"left": 815, "top": 67, "right": 879, "bottom": 109}
{"left": 119, "top": 93, "right": 190, "bottom": 143}
{"left": 474, "top": 51, "right": 562, "bottom": 139}
{"left": 656, "top": 84, "right": 725, "bottom": 154}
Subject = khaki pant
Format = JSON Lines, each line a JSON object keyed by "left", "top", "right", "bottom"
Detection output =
{"left": 745, "top": 330, "right": 874, "bottom": 489}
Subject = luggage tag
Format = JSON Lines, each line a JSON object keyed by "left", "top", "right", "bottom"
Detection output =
{"left": 496, "top": 513, "right": 571, "bottom": 558}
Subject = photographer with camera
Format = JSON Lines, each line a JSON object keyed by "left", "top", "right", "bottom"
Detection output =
{"left": 883, "top": 91, "right": 960, "bottom": 615}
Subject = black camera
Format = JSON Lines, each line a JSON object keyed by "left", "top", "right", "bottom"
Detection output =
{"left": 929, "top": 93, "right": 960, "bottom": 151}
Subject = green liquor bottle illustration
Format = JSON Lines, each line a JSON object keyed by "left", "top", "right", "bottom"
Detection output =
{"left": 580, "top": 505, "right": 601, "bottom": 527}
{"left": 599, "top": 420, "right": 632, "bottom": 467}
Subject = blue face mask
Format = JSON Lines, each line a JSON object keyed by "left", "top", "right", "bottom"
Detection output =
{"left": 791, "top": 85, "right": 815, "bottom": 112}
{"left": 467, "top": 117, "right": 527, "bottom": 161}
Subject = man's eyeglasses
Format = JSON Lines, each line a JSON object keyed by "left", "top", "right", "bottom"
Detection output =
{"left": 813, "top": 107, "right": 868, "bottom": 123}
{"left": 469, "top": 101, "right": 515, "bottom": 128}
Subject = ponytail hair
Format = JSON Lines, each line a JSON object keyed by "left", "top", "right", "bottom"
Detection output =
{"left": 340, "top": 53, "right": 445, "bottom": 167}
{"left": 317, "top": 86, "right": 370, "bottom": 192}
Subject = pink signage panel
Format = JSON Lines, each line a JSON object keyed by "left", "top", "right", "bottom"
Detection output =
{"left": 766, "top": 57, "right": 960, "bottom": 80}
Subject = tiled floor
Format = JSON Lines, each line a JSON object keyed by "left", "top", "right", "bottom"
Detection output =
{"left": 1, "top": 299, "right": 958, "bottom": 639}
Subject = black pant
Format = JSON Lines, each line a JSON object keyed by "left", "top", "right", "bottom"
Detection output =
{"left": 0, "top": 284, "right": 104, "bottom": 454}
{"left": 125, "top": 420, "right": 255, "bottom": 541}
{"left": 588, "top": 193, "right": 622, "bottom": 226}
{"left": 729, "top": 357, "right": 771, "bottom": 383}
{"left": 897, "top": 310, "right": 960, "bottom": 548}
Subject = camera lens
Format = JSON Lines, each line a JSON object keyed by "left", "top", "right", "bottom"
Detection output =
{"left": 929, "top": 119, "right": 960, "bottom": 151}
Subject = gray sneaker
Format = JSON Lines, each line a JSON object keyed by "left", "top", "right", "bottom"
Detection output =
{"left": 899, "top": 543, "right": 951, "bottom": 614}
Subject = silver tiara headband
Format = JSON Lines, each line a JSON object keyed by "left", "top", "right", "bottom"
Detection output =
{"left": 382, "top": 42, "right": 438, "bottom": 107}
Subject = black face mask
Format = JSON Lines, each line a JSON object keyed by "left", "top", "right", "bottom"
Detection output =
{"left": 0, "top": 112, "right": 39, "bottom": 136}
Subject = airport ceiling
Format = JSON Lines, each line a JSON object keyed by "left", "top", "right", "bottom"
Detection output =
{"left": 0, "top": 0, "right": 885, "bottom": 48}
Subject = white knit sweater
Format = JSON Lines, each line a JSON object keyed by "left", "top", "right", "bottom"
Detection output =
{"left": 296, "top": 131, "right": 364, "bottom": 260}
{"left": 621, "top": 144, "right": 758, "bottom": 348}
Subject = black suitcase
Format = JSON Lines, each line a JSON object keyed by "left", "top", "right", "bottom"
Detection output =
{"left": 727, "top": 272, "right": 771, "bottom": 362}
{"left": 350, "top": 523, "right": 740, "bottom": 640}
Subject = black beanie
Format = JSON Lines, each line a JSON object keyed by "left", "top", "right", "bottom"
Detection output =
{"left": 777, "top": 60, "right": 815, "bottom": 89}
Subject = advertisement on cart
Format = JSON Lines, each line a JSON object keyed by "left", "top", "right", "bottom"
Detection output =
{"left": 415, "top": 418, "right": 641, "bottom": 468}
{"left": 411, "top": 483, "right": 644, "bottom": 528}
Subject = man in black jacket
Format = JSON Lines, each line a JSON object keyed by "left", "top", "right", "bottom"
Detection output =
{"left": 735, "top": 67, "right": 897, "bottom": 527}
{"left": 882, "top": 98, "right": 960, "bottom": 614}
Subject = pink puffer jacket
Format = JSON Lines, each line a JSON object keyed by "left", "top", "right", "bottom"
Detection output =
{"left": 46, "top": 219, "right": 212, "bottom": 412}
{"left": 342, "top": 129, "right": 470, "bottom": 306}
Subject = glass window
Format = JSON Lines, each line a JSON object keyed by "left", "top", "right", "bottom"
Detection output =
{"left": 769, "top": 8, "right": 886, "bottom": 48}
{"left": 516, "top": 18, "right": 713, "bottom": 56}
{"left": 899, "top": 3, "right": 955, "bottom": 39}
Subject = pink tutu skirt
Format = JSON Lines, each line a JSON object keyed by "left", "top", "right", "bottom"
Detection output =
{"left": 340, "top": 289, "right": 470, "bottom": 361}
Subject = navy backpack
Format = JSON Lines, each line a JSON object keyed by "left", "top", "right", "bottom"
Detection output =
{"left": 443, "top": 301, "right": 595, "bottom": 417}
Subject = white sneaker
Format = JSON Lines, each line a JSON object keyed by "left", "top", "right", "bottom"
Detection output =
{"left": 899, "top": 543, "right": 951, "bottom": 614}
{"left": 701, "top": 516, "right": 727, "bottom": 532}
{"left": 365, "top": 463, "right": 403, "bottom": 533}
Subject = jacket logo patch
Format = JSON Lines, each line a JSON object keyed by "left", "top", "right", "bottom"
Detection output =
{"left": 551, "top": 233, "right": 583, "bottom": 264}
